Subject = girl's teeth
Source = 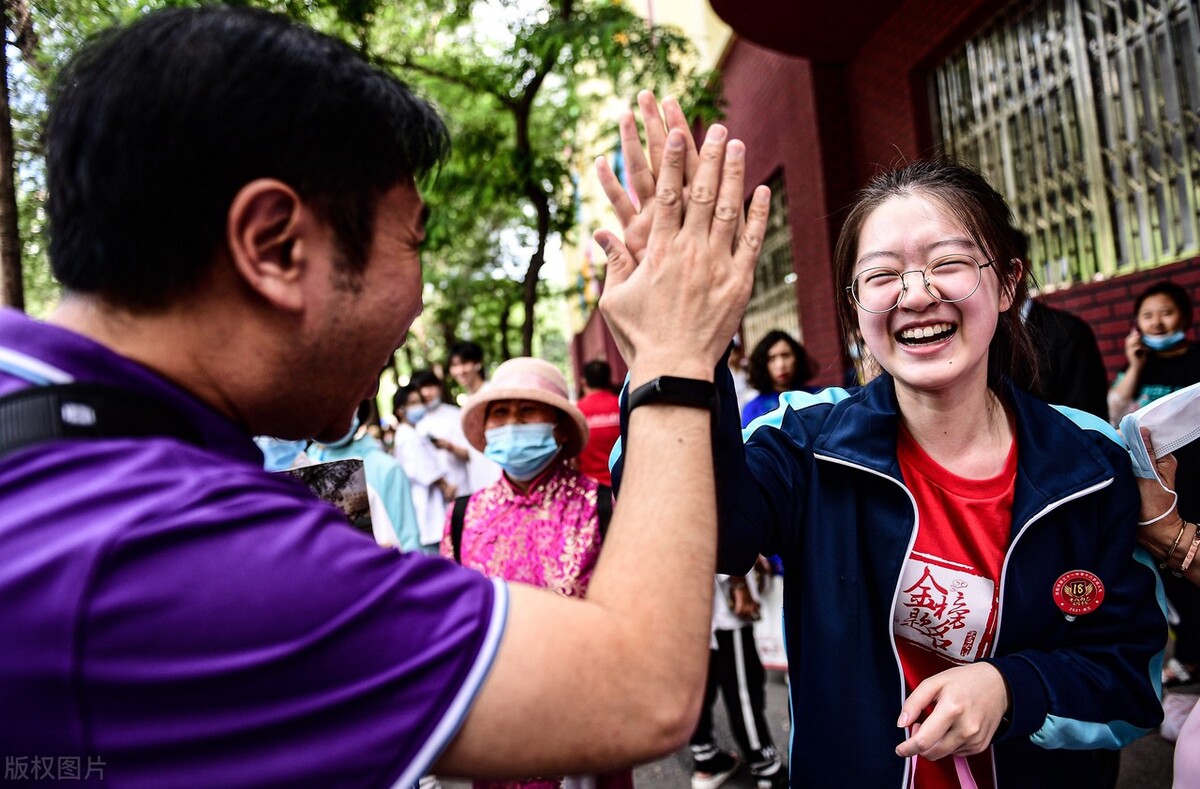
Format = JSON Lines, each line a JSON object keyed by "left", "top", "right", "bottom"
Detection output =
{"left": 901, "top": 323, "right": 952, "bottom": 340}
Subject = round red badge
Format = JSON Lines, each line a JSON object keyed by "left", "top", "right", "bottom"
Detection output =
{"left": 1053, "top": 570, "right": 1105, "bottom": 617}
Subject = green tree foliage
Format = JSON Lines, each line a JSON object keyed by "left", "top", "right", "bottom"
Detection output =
{"left": 6, "top": 0, "right": 170, "bottom": 315}
{"left": 5, "top": 0, "right": 717, "bottom": 369}
{"left": 375, "top": 0, "right": 718, "bottom": 359}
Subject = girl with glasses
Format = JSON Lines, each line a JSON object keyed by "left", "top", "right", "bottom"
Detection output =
{"left": 598, "top": 99, "right": 1165, "bottom": 788}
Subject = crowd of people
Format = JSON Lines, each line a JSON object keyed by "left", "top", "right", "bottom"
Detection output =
{"left": 1, "top": 6, "right": 1198, "bottom": 789}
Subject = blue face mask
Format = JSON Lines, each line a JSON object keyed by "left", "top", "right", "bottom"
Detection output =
{"left": 406, "top": 404, "right": 427, "bottom": 424}
{"left": 254, "top": 436, "right": 309, "bottom": 472}
{"left": 1142, "top": 330, "right": 1186, "bottom": 352}
{"left": 484, "top": 422, "right": 561, "bottom": 481}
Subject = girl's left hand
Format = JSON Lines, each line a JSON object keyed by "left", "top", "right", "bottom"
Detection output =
{"left": 894, "top": 662, "right": 1010, "bottom": 761}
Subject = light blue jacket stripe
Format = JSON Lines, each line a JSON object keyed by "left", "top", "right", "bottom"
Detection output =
{"left": 1049, "top": 404, "right": 1125, "bottom": 447}
{"left": 0, "top": 347, "right": 74, "bottom": 385}
{"left": 1031, "top": 716, "right": 1150, "bottom": 750}
{"left": 742, "top": 387, "right": 853, "bottom": 439}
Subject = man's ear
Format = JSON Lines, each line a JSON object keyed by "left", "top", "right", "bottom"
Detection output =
{"left": 227, "top": 179, "right": 307, "bottom": 312}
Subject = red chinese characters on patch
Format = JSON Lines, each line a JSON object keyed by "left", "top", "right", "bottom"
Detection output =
{"left": 894, "top": 553, "right": 997, "bottom": 663}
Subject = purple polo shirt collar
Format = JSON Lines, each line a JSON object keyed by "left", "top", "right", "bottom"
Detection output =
{"left": 0, "top": 307, "right": 261, "bottom": 466}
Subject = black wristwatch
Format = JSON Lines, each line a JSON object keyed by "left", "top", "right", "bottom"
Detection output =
{"left": 627, "top": 376, "right": 718, "bottom": 414}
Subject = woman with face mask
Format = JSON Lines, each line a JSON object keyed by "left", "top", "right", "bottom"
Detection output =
{"left": 1108, "top": 280, "right": 1200, "bottom": 425}
{"left": 392, "top": 384, "right": 455, "bottom": 555}
{"left": 441, "top": 357, "right": 630, "bottom": 789}
{"left": 1108, "top": 281, "right": 1200, "bottom": 691}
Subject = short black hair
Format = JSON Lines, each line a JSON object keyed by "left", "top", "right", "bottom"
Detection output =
{"left": 46, "top": 6, "right": 449, "bottom": 308}
{"left": 356, "top": 400, "right": 375, "bottom": 428}
{"left": 410, "top": 370, "right": 443, "bottom": 390}
{"left": 448, "top": 341, "right": 484, "bottom": 365}
{"left": 393, "top": 384, "right": 418, "bottom": 416}
{"left": 583, "top": 360, "right": 612, "bottom": 390}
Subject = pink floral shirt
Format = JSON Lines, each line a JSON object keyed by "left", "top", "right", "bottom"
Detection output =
{"left": 441, "top": 462, "right": 632, "bottom": 789}
{"left": 441, "top": 461, "right": 601, "bottom": 597}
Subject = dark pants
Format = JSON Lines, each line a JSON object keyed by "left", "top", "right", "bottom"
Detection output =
{"left": 690, "top": 625, "right": 775, "bottom": 759}
{"left": 1172, "top": 439, "right": 1200, "bottom": 667}
{"left": 1163, "top": 569, "right": 1200, "bottom": 666}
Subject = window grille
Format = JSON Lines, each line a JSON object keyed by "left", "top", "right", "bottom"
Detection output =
{"left": 931, "top": 0, "right": 1200, "bottom": 289}
{"left": 742, "top": 172, "right": 802, "bottom": 352}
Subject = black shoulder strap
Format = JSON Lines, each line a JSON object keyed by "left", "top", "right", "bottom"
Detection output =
{"left": 0, "top": 382, "right": 202, "bottom": 461}
{"left": 597, "top": 484, "right": 612, "bottom": 540}
{"left": 450, "top": 494, "right": 471, "bottom": 564}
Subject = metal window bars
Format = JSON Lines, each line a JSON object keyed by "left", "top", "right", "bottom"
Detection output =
{"left": 742, "top": 172, "right": 803, "bottom": 353}
{"left": 931, "top": 0, "right": 1200, "bottom": 289}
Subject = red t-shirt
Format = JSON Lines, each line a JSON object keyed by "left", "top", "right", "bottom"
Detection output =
{"left": 894, "top": 426, "right": 1017, "bottom": 789}
{"left": 576, "top": 389, "right": 620, "bottom": 486}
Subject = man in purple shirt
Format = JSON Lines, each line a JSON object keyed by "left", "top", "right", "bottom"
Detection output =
{"left": 0, "top": 6, "right": 771, "bottom": 788}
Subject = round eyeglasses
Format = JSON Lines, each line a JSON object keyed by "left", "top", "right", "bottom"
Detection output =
{"left": 846, "top": 255, "right": 995, "bottom": 314}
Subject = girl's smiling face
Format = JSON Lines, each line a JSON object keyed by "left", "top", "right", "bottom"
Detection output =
{"left": 853, "top": 193, "right": 1012, "bottom": 399}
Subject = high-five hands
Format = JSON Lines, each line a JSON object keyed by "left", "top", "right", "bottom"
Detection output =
{"left": 593, "top": 94, "right": 769, "bottom": 380}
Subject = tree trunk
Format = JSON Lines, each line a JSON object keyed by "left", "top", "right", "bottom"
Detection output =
{"left": 520, "top": 195, "right": 549, "bottom": 357}
{"left": 499, "top": 300, "right": 513, "bottom": 361}
{"left": 0, "top": 6, "right": 24, "bottom": 311}
{"left": 511, "top": 1, "right": 571, "bottom": 357}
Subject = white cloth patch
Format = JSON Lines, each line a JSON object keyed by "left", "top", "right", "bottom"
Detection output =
{"left": 893, "top": 552, "right": 995, "bottom": 663}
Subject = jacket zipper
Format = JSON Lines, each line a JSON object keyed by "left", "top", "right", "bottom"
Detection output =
{"left": 989, "top": 477, "right": 1114, "bottom": 658}
{"left": 978, "top": 477, "right": 1113, "bottom": 788}
{"left": 815, "top": 455, "right": 1113, "bottom": 788}
{"left": 816, "top": 453, "right": 920, "bottom": 789}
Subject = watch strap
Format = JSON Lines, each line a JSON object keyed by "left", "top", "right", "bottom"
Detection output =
{"left": 627, "top": 376, "right": 718, "bottom": 413}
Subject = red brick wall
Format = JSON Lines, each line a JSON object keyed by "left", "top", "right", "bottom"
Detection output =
{"left": 571, "top": 305, "right": 627, "bottom": 395}
{"left": 832, "top": 0, "right": 1200, "bottom": 385}
{"left": 711, "top": 1, "right": 1015, "bottom": 386}
{"left": 709, "top": 0, "right": 1200, "bottom": 393}
{"left": 718, "top": 39, "right": 845, "bottom": 385}
{"left": 1041, "top": 258, "right": 1200, "bottom": 381}
{"left": 844, "top": 0, "right": 1004, "bottom": 185}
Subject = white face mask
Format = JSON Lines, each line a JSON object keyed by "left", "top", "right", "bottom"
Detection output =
{"left": 1122, "top": 380, "right": 1200, "bottom": 482}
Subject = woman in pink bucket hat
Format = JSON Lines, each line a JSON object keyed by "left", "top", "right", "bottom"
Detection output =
{"left": 441, "top": 357, "right": 630, "bottom": 789}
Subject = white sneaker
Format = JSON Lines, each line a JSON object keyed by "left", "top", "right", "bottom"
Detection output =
{"left": 691, "top": 749, "right": 741, "bottom": 789}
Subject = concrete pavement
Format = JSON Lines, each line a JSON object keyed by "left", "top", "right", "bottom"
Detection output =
{"left": 440, "top": 669, "right": 1184, "bottom": 787}
{"left": 632, "top": 671, "right": 1180, "bottom": 788}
